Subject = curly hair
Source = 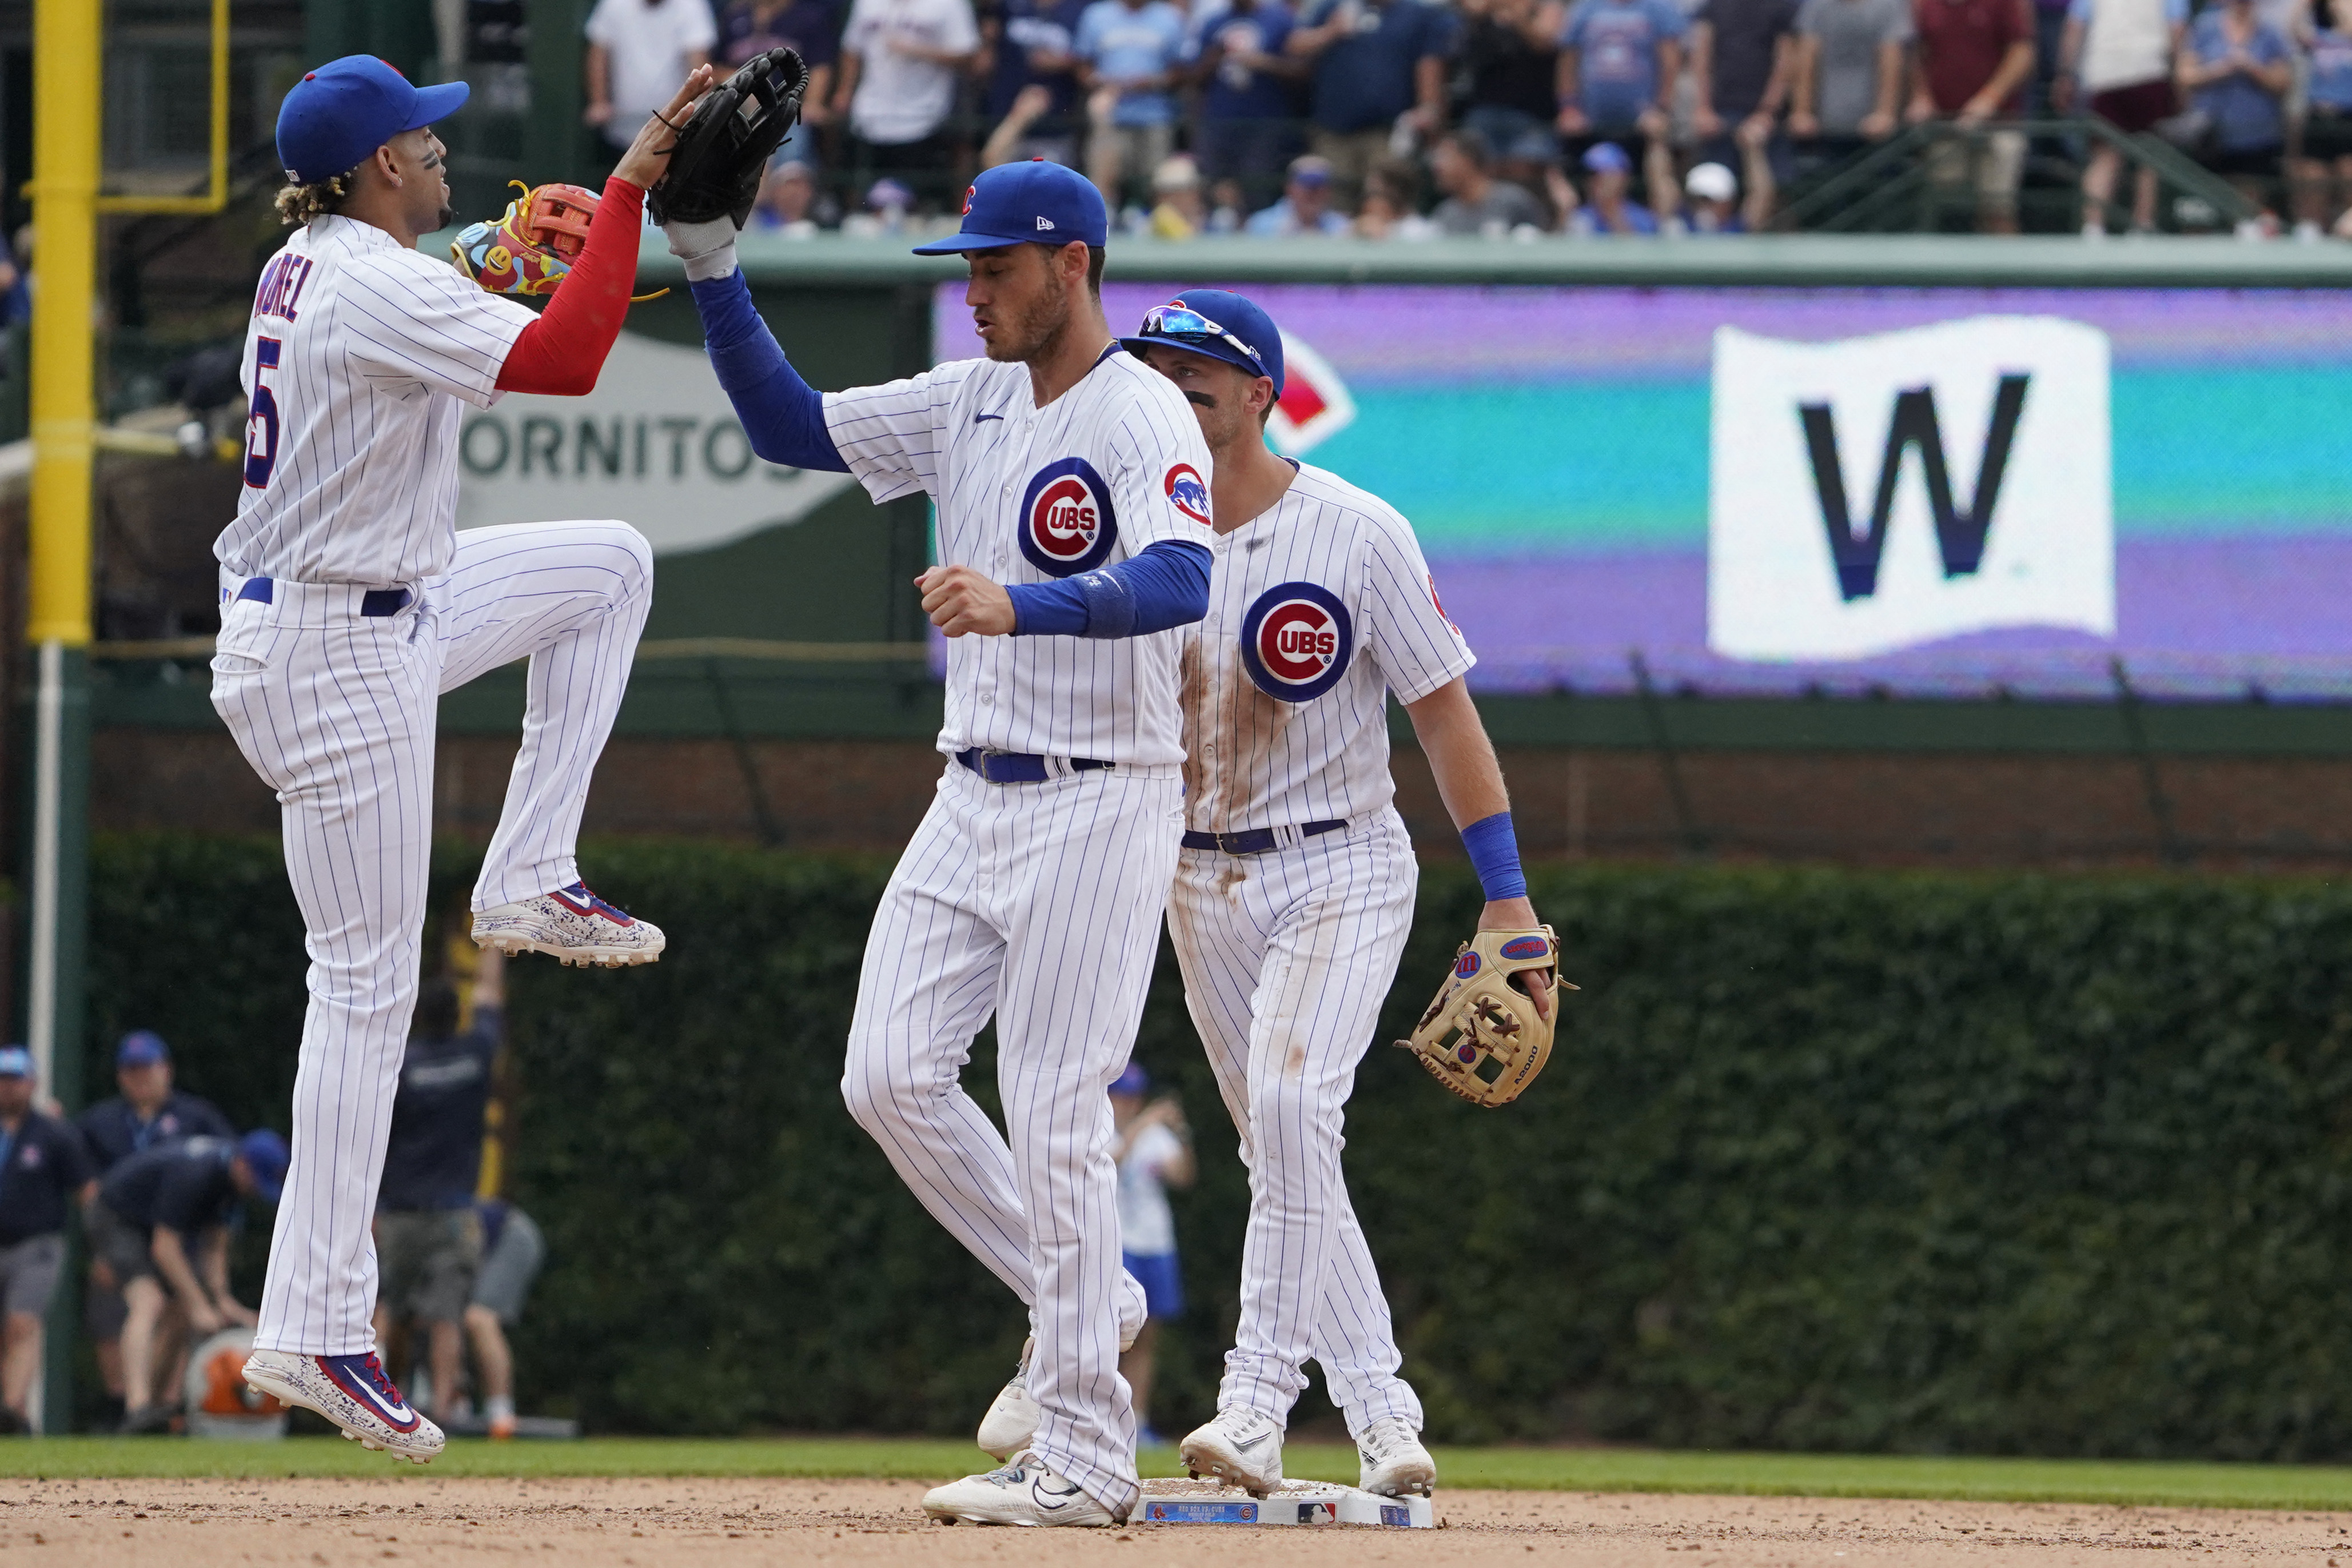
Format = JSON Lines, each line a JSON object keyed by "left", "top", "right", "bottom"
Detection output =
{"left": 273, "top": 165, "right": 361, "bottom": 226}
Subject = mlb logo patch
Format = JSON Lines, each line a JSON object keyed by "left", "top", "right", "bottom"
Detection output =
{"left": 1015, "top": 457, "right": 1119, "bottom": 577}
{"left": 1238, "top": 581, "right": 1353, "bottom": 703}
{"left": 1164, "top": 464, "right": 1213, "bottom": 528}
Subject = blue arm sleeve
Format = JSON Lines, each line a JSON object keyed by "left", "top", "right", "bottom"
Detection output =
{"left": 687, "top": 272, "right": 848, "bottom": 473}
{"left": 1005, "top": 539, "right": 1211, "bottom": 638}
{"left": 1461, "top": 811, "right": 1529, "bottom": 902}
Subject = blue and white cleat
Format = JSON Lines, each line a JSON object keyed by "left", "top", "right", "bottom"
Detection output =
{"left": 472, "top": 881, "right": 665, "bottom": 967}
{"left": 922, "top": 1452, "right": 1119, "bottom": 1527}
{"left": 241, "top": 1348, "right": 445, "bottom": 1463}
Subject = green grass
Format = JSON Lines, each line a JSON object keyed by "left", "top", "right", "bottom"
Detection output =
{"left": 13, "top": 1437, "right": 2352, "bottom": 1510}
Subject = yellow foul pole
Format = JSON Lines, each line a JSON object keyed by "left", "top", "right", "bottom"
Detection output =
{"left": 29, "top": 0, "right": 98, "bottom": 652}
{"left": 26, "top": 0, "right": 99, "bottom": 1435}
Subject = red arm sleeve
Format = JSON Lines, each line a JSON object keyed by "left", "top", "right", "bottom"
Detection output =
{"left": 492, "top": 177, "right": 647, "bottom": 397}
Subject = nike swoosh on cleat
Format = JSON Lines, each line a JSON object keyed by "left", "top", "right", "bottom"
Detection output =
{"left": 1233, "top": 1433, "right": 1271, "bottom": 1451}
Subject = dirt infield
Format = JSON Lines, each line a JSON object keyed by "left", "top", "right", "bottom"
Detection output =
{"left": 1, "top": 1476, "right": 2349, "bottom": 1565}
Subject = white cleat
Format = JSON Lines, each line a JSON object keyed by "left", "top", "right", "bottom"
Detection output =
{"left": 975, "top": 1303, "right": 1146, "bottom": 1461}
{"left": 472, "top": 881, "right": 664, "bottom": 968}
{"left": 1356, "top": 1415, "right": 1437, "bottom": 1496}
{"left": 922, "top": 1452, "right": 1119, "bottom": 1526}
{"left": 1179, "top": 1407, "right": 1285, "bottom": 1496}
{"left": 976, "top": 1337, "right": 1041, "bottom": 1462}
{"left": 242, "top": 1348, "right": 445, "bottom": 1463}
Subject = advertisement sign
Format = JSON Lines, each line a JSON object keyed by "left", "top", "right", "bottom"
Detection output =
{"left": 939, "top": 284, "right": 2352, "bottom": 700}
{"left": 455, "top": 330, "right": 856, "bottom": 557}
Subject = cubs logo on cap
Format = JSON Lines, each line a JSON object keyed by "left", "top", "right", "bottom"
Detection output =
{"left": 1239, "top": 581, "right": 1353, "bottom": 703}
{"left": 1016, "top": 457, "right": 1119, "bottom": 577}
{"left": 1165, "top": 464, "right": 1212, "bottom": 528}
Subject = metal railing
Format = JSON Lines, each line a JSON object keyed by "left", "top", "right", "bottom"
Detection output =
{"left": 1772, "top": 117, "right": 2262, "bottom": 233}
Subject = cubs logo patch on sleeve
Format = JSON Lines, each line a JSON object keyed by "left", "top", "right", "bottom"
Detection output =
{"left": 1016, "top": 457, "right": 1120, "bottom": 577}
{"left": 1165, "top": 463, "right": 1214, "bottom": 528}
{"left": 1238, "top": 581, "right": 1354, "bottom": 703}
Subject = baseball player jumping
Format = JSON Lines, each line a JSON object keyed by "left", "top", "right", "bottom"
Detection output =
{"left": 661, "top": 139, "right": 1216, "bottom": 1523}
{"left": 1122, "top": 290, "right": 1553, "bottom": 1499}
{"left": 218, "top": 55, "right": 711, "bottom": 1460}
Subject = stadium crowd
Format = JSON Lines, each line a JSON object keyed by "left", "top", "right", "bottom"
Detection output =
{"left": 0, "top": 947, "right": 542, "bottom": 1436}
{"left": 580, "top": 0, "right": 2352, "bottom": 238}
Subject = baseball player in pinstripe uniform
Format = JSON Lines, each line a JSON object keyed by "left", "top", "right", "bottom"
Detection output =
{"left": 218, "top": 56, "right": 712, "bottom": 1461}
{"left": 661, "top": 161, "right": 1216, "bottom": 1525}
{"left": 1123, "top": 290, "right": 1553, "bottom": 1499}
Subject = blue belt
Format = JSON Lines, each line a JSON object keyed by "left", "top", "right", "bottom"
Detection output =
{"left": 956, "top": 748, "right": 1114, "bottom": 785}
{"left": 236, "top": 577, "right": 412, "bottom": 617}
{"left": 1182, "top": 820, "right": 1346, "bottom": 855}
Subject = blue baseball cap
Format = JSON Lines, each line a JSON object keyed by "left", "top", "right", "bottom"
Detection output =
{"left": 117, "top": 1030, "right": 170, "bottom": 1069}
{"left": 277, "top": 55, "right": 469, "bottom": 185}
{"left": 912, "top": 159, "right": 1107, "bottom": 254}
{"left": 0, "top": 1046, "right": 31, "bottom": 1079}
{"left": 238, "top": 1130, "right": 290, "bottom": 1204}
{"left": 1118, "top": 288, "right": 1286, "bottom": 396}
{"left": 1110, "top": 1063, "right": 1150, "bottom": 1096}
{"left": 1583, "top": 141, "right": 1632, "bottom": 175}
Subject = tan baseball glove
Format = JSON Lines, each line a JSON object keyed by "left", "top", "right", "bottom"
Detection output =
{"left": 1394, "top": 925, "right": 1573, "bottom": 1108}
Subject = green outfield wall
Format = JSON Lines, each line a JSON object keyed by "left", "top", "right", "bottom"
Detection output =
{"left": 87, "top": 832, "right": 2352, "bottom": 1457}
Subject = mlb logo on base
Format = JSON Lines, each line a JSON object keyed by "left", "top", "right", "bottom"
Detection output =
{"left": 1707, "top": 316, "right": 2114, "bottom": 664}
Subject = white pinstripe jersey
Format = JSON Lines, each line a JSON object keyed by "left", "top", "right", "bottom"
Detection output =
{"left": 826, "top": 349, "right": 1216, "bottom": 767}
{"left": 215, "top": 216, "right": 535, "bottom": 586}
{"left": 1181, "top": 461, "right": 1474, "bottom": 835}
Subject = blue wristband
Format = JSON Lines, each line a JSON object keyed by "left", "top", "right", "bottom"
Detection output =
{"left": 1461, "top": 811, "right": 1528, "bottom": 902}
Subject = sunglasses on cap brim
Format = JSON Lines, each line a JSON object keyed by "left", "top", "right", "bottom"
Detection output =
{"left": 1138, "top": 304, "right": 1267, "bottom": 379}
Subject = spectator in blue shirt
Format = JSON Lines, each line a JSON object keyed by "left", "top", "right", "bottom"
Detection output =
{"left": 2293, "top": 0, "right": 2352, "bottom": 233}
{"left": 979, "top": 0, "right": 1091, "bottom": 166}
{"left": 1556, "top": 0, "right": 1688, "bottom": 219}
{"left": 1286, "top": 0, "right": 1457, "bottom": 206}
{"left": 1566, "top": 138, "right": 1661, "bottom": 231}
{"left": 1191, "top": 0, "right": 1307, "bottom": 219}
{"left": 1245, "top": 150, "right": 1355, "bottom": 231}
{"left": 94, "top": 1130, "right": 286, "bottom": 1432}
{"left": 717, "top": 0, "right": 839, "bottom": 166}
{"left": 75, "top": 1030, "right": 233, "bottom": 1424}
{"left": 2178, "top": 0, "right": 2291, "bottom": 224}
{"left": 1077, "top": 0, "right": 1188, "bottom": 210}
{"left": 0, "top": 1047, "right": 94, "bottom": 1434}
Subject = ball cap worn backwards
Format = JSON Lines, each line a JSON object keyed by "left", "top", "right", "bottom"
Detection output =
{"left": 913, "top": 159, "right": 1109, "bottom": 254}
{"left": 277, "top": 55, "right": 470, "bottom": 185}
{"left": 1118, "top": 288, "right": 1286, "bottom": 396}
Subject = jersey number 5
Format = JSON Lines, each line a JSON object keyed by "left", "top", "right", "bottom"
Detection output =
{"left": 243, "top": 336, "right": 282, "bottom": 489}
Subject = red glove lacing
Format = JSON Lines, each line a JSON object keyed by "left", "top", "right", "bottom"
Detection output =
{"left": 493, "top": 177, "right": 646, "bottom": 396}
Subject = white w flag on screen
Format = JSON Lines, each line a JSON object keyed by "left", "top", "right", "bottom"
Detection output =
{"left": 1708, "top": 316, "right": 2114, "bottom": 663}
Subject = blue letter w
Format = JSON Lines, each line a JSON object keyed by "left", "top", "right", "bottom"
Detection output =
{"left": 1798, "top": 375, "right": 2031, "bottom": 603}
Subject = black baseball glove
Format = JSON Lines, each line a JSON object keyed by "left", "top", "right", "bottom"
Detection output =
{"left": 647, "top": 47, "right": 808, "bottom": 229}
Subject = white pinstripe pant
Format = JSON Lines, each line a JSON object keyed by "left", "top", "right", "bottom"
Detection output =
{"left": 1166, "top": 809, "right": 1427, "bottom": 1437}
{"left": 210, "top": 520, "right": 653, "bottom": 1356}
{"left": 843, "top": 761, "right": 1181, "bottom": 1514}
